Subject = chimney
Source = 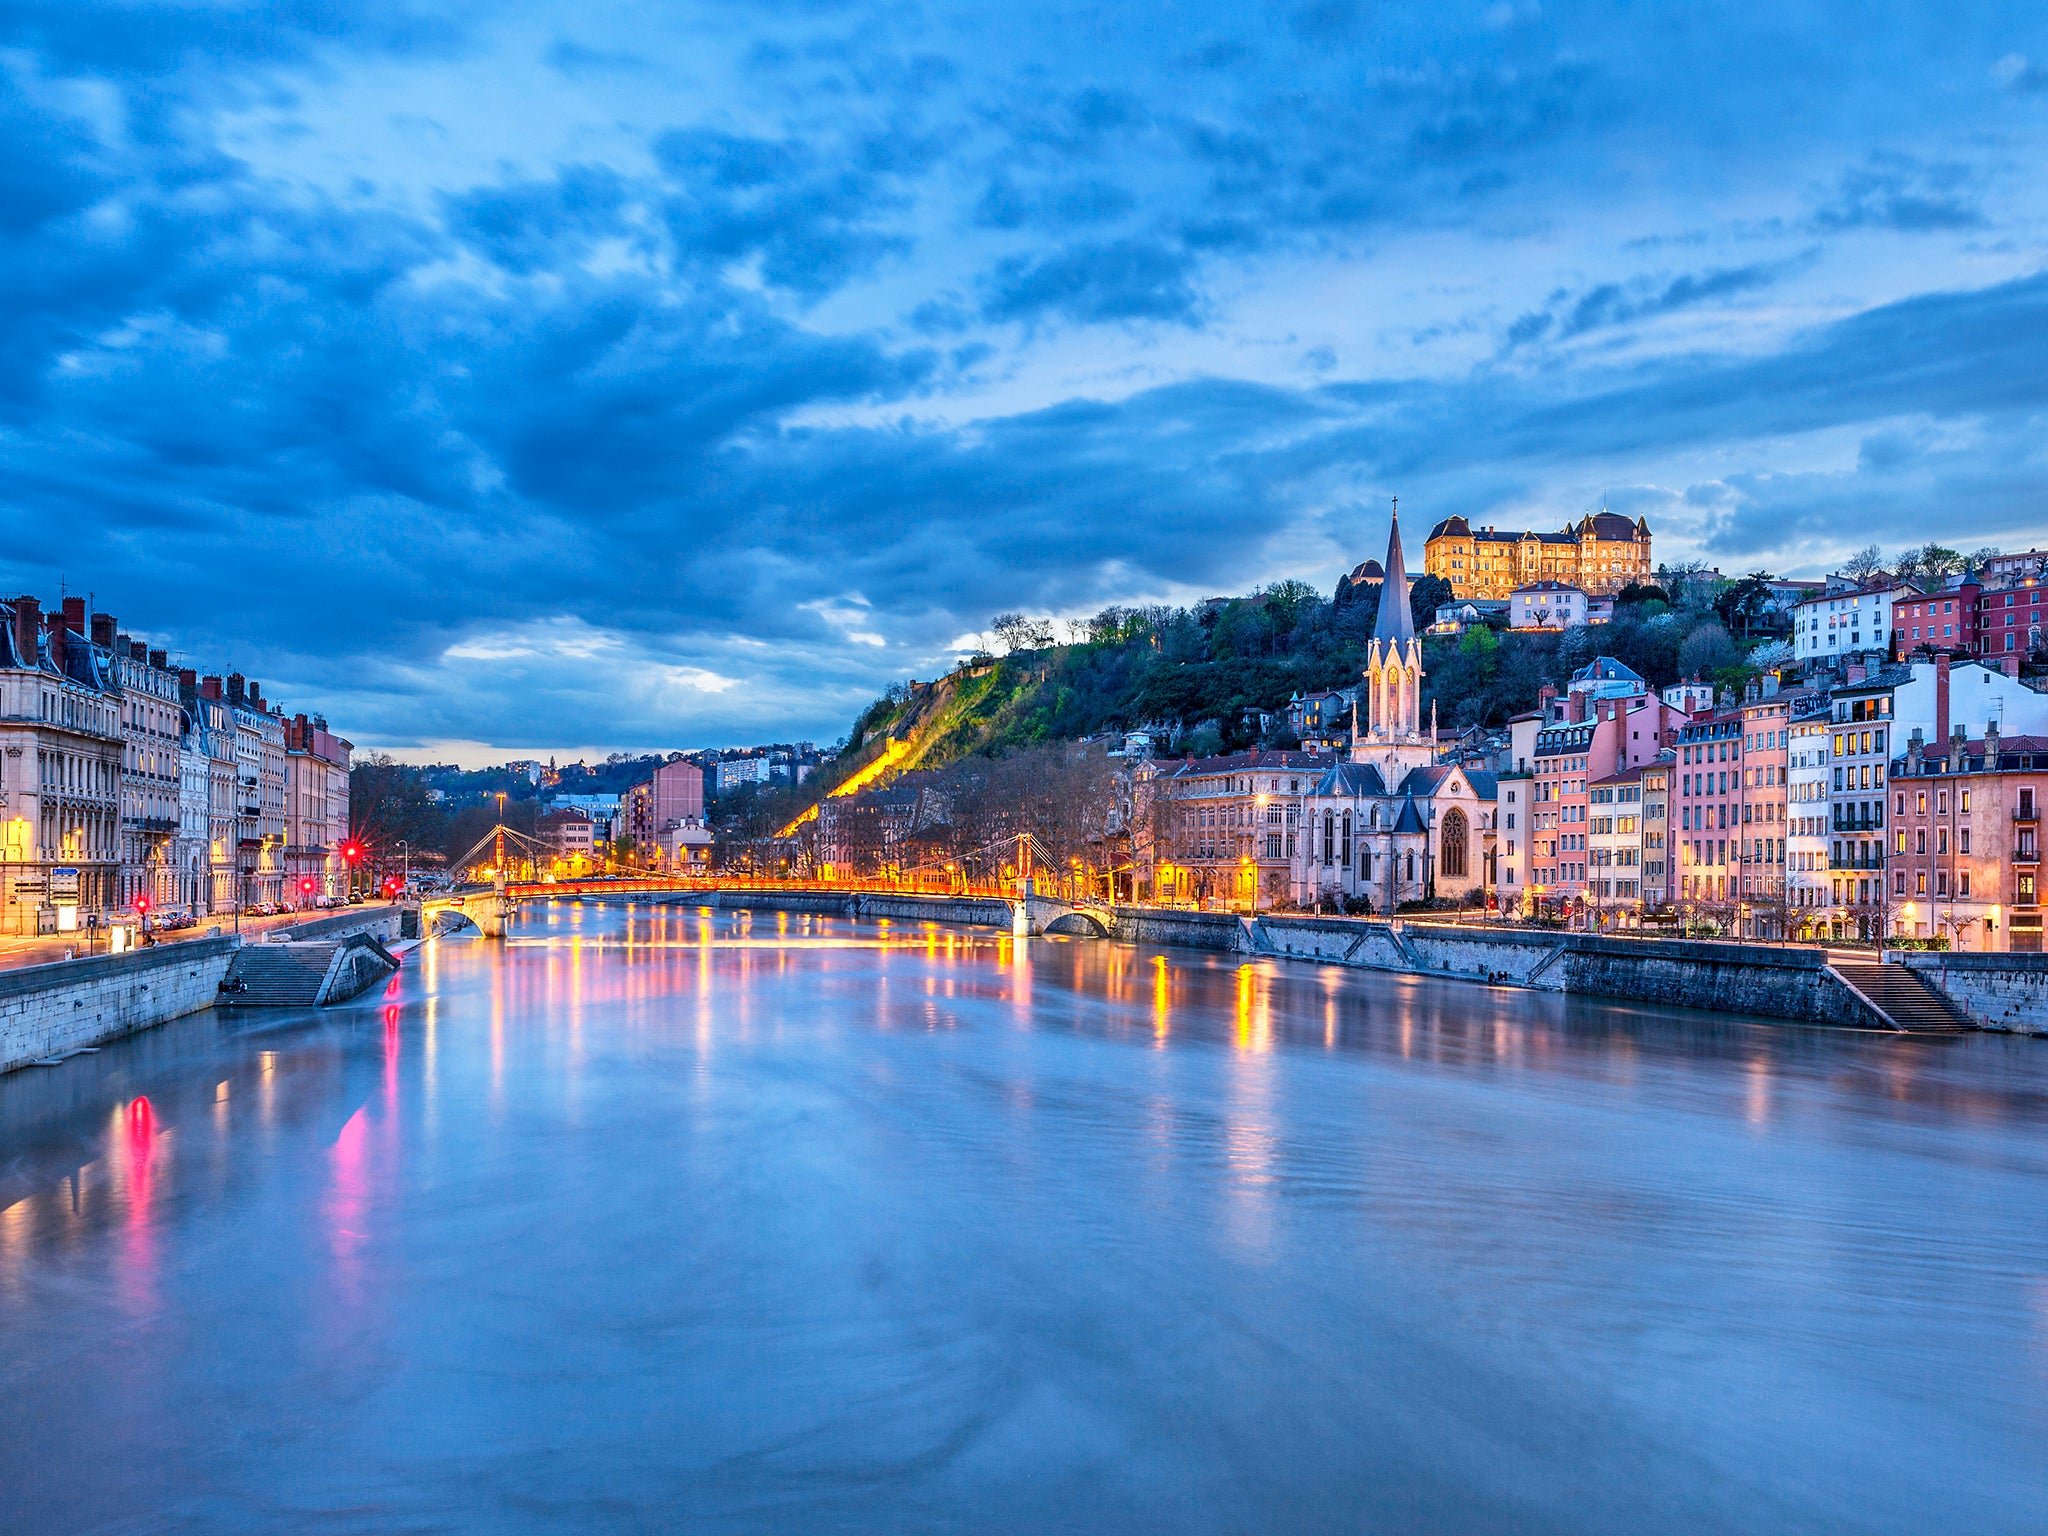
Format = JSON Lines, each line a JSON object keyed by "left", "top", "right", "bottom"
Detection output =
{"left": 1907, "top": 727, "right": 1923, "bottom": 775}
{"left": 45, "top": 612, "right": 66, "bottom": 668}
{"left": 61, "top": 597, "right": 85, "bottom": 634}
{"left": 126, "top": 639, "right": 145, "bottom": 661}
{"left": 90, "top": 611, "right": 116, "bottom": 648}
{"left": 1844, "top": 660, "right": 1867, "bottom": 686}
{"left": 149, "top": 649, "right": 167, "bottom": 670}
{"left": 1985, "top": 718, "right": 2001, "bottom": 766}
{"left": 1935, "top": 652, "right": 1950, "bottom": 753}
{"left": 1538, "top": 683, "right": 1559, "bottom": 720}
{"left": 2001, "top": 655, "right": 2020, "bottom": 679}
{"left": 201, "top": 675, "right": 223, "bottom": 701}
{"left": 12, "top": 596, "right": 39, "bottom": 662}
{"left": 225, "top": 672, "right": 246, "bottom": 705}
{"left": 248, "top": 681, "right": 263, "bottom": 711}
{"left": 1568, "top": 689, "right": 1587, "bottom": 723}
{"left": 177, "top": 668, "right": 197, "bottom": 696}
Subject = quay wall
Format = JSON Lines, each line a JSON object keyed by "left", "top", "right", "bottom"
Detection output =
{"left": 1108, "top": 907, "right": 1243, "bottom": 952}
{"left": 269, "top": 908, "right": 402, "bottom": 945}
{"left": 524, "top": 885, "right": 1900, "bottom": 1030}
{"left": 0, "top": 938, "right": 238, "bottom": 1075}
{"left": 1903, "top": 954, "right": 2048, "bottom": 1034}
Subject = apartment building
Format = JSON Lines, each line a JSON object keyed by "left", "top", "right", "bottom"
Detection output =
{"left": 1890, "top": 727, "right": 2048, "bottom": 951}
{"left": 1786, "top": 706, "right": 1833, "bottom": 930}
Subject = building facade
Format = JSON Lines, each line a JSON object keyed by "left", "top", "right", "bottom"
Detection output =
{"left": 1155, "top": 750, "right": 1326, "bottom": 909}
{"left": 112, "top": 629, "right": 182, "bottom": 915}
{"left": 1786, "top": 705, "right": 1833, "bottom": 931}
{"left": 1890, "top": 728, "right": 2047, "bottom": 951}
{"left": 0, "top": 597, "right": 124, "bottom": 934}
{"left": 1508, "top": 582, "right": 1589, "bottom": 630}
{"left": 1424, "top": 512, "right": 1651, "bottom": 600}
{"left": 1793, "top": 582, "right": 1900, "bottom": 666}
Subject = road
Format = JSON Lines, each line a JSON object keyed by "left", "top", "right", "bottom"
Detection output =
{"left": 0, "top": 901, "right": 394, "bottom": 973}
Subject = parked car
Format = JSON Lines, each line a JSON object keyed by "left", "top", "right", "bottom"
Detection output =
{"left": 347, "top": 892, "right": 364, "bottom": 905}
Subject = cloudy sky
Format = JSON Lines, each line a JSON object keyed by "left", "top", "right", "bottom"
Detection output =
{"left": 3, "top": 2, "right": 2046, "bottom": 760}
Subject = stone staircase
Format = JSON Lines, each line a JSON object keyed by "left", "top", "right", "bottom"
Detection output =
{"left": 1827, "top": 957, "right": 1972, "bottom": 1033}
{"left": 218, "top": 943, "right": 339, "bottom": 1007}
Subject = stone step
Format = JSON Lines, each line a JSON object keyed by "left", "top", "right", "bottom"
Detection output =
{"left": 218, "top": 943, "right": 339, "bottom": 1007}
{"left": 1830, "top": 961, "right": 1971, "bottom": 1033}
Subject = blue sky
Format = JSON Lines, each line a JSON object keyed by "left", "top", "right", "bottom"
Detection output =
{"left": 3, "top": 1, "right": 2046, "bottom": 760}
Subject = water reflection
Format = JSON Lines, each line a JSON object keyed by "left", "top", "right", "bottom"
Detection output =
{"left": 0, "top": 903, "right": 2043, "bottom": 1534}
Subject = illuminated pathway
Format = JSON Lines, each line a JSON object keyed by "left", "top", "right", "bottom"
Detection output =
{"left": 0, "top": 900, "right": 2043, "bottom": 1532}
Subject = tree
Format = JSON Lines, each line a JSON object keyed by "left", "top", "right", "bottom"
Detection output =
{"left": 1408, "top": 573, "right": 1455, "bottom": 634}
{"left": 1616, "top": 581, "right": 1670, "bottom": 609}
{"left": 1677, "top": 622, "right": 1740, "bottom": 682}
{"left": 992, "top": 613, "right": 1056, "bottom": 652}
{"left": 1713, "top": 571, "right": 1775, "bottom": 638}
{"left": 1841, "top": 544, "right": 1887, "bottom": 584}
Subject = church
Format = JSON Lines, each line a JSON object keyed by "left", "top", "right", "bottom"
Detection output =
{"left": 1298, "top": 507, "right": 1499, "bottom": 911}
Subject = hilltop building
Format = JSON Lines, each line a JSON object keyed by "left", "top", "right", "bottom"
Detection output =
{"left": 1424, "top": 512, "right": 1652, "bottom": 601}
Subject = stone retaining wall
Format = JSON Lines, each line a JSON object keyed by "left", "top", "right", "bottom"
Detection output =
{"left": 1107, "top": 906, "right": 1243, "bottom": 951}
{"left": 0, "top": 937, "right": 238, "bottom": 1075}
{"left": 269, "top": 907, "right": 402, "bottom": 945}
{"left": 1903, "top": 953, "right": 2048, "bottom": 1034}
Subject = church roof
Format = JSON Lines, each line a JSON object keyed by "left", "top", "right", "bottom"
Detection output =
{"left": 1312, "top": 762, "right": 1390, "bottom": 798}
{"left": 1372, "top": 507, "right": 1415, "bottom": 647}
{"left": 1389, "top": 796, "right": 1428, "bottom": 834}
{"left": 1346, "top": 558, "right": 1385, "bottom": 585}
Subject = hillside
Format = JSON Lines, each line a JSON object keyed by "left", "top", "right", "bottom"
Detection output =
{"left": 761, "top": 573, "right": 1769, "bottom": 823}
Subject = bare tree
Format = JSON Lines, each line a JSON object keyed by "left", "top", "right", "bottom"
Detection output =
{"left": 1841, "top": 544, "right": 1886, "bottom": 584}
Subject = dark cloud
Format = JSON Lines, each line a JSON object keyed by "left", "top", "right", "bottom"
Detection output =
{"left": 981, "top": 239, "right": 1201, "bottom": 325}
{"left": 1813, "top": 153, "right": 1984, "bottom": 232}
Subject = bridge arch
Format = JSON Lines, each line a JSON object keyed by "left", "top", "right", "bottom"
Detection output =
{"left": 1043, "top": 909, "right": 1114, "bottom": 938}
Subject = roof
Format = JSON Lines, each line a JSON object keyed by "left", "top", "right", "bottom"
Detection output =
{"left": 1580, "top": 511, "right": 1646, "bottom": 542}
{"left": 1592, "top": 766, "right": 1646, "bottom": 785}
{"left": 1372, "top": 508, "right": 1416, "bottom": 647}
{"left": 1346, "top": 559, "right": 1385, "bottom": 585}
{"left": 1311, "top": 762, "right": 1391, "bottom": 797}
{"left": 1512, "top": 580, "right": 1587, "bottom": 596}
{"left": 1390, "top": 797, "right": 1428, "bottom": 834}
{"left": 1170, "top": 750, "right": 1333, "bottom": 779}
{"left": 1571, "top": 656, "right": 1645, "bottom": 685}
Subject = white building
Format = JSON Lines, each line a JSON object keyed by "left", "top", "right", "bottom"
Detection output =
{"left": 109, "top": 629, "right": 184, "bottom": 915}
{"left": 1792, "top": 581, "right": 1901, "bottom": 665}
{"left": 1890, "top": 657, "right": 2048, "bottom": 741}
{"left": 1662, "top": 678, "right": 1716, "bottom": 715}
{"left": 1785, "top": 705, "right": 1833, "bottom": 922}
{"left": 1509, "top": 581, "right": 1589, "bottom": 630}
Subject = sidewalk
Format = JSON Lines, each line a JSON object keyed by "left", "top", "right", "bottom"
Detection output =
{"left": 0, "top": 905, "right": 386, "bottom": 975}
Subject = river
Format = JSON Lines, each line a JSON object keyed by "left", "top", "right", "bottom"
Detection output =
{"left": 1, "top": 902, "right": 2044, "bottom": 1533}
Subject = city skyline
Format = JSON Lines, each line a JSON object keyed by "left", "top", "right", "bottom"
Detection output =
{"left": 2, "top": 3, "right": 2046, "bottom": 754}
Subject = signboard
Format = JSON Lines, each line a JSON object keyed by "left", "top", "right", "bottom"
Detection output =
{"left": 11, "top": 877, "right": 45, "bottom": 893}
{"left": 51, "top": 867, "right": 80, "bottom": 900}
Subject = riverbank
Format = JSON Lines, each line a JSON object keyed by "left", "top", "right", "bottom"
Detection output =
{"left": 597, "top": 886, "right": 2045, "bottom": 1036}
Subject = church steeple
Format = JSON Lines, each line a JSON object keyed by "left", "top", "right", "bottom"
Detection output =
{"left": 1373, "top": 498, "right": 1415, "bottom": 646}
{"left": 1354, "top": 498, "right": 1433, "bottom": 777}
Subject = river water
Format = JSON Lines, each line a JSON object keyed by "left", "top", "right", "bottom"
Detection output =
{"left": 1, "top": 903, "right": 2044, "bottom": 1534}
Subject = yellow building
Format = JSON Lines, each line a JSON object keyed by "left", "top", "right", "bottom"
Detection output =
{"left": 1424, "top": 513, "right": 1651, "bottom": 600}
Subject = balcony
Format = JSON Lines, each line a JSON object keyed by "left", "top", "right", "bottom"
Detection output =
{"left": 2016, "top": 806, "right": 2040, "bottom": 824}
{"left": 1829, "top": 855, "right": 1883, "bottom": 871}
{"left": 1831, "top": 814, "right": 1884, "bottom": 832}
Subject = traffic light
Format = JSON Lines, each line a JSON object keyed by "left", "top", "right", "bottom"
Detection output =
{"left": 136, "top": 893, "right": 151, "bottom": 915}
{"left": 342, "top": 841, "right": 363, "bottom": 864}
{"left": 301, "top": 878, "right": 315, "bottom": 895}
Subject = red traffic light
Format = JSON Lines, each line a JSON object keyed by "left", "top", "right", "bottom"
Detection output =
{"left": 136, "top": 894, "right": 151, "bottom": 914}
{"left": 301, "top": 879, "right": 315, "bottom": 893}
{"left": 342, "top": 841, "right": 363, "bottom": 864}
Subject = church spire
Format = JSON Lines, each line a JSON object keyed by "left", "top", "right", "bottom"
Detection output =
{"left": 1372, "top": 498, "right": 1415, "bottom": 646}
